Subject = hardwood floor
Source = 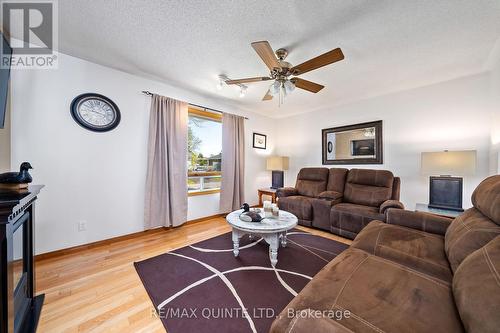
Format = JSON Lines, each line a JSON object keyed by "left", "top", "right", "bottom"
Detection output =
{"left": 35, "top": 218, "right": 351, "bottom": 332}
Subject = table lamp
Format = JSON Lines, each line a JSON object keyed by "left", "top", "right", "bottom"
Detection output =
{"left": 421, "top": 150, "right": 476, "bottom": 211}
{"left": 266, "top": 156, "right": 289, "bottom": 189}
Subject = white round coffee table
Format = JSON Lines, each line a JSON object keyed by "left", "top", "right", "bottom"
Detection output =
{"left": 226, "top": 209, "right": 298, "bottom": 266}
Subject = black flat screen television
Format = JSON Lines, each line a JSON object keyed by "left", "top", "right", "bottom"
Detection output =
{"left": 0, "top": 32, "right": 12, "bottom": 129}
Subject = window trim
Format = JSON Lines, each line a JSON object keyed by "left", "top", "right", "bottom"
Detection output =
{"left": 188, "top": 107, "right": 222, "bottom": 121}
{"left": 187, "top": 107, "right": 222, "bottom": 196}
{"left": 188, "top": 189, "right": 220, "bottom": 197}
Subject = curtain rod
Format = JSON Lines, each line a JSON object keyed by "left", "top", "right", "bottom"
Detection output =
{"left": 141, "top": 90, "right": 249, "bottom": 120}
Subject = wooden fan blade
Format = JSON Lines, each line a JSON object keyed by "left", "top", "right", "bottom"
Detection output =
{"left": 226, "top": 77, "right": 271, "bottom": 85}
{"left": 262, "top": 90, "right": 273, "bottom": 101}
{"left": 251, "top": 41, "right": 281, "bottom": 70}
{"left": 291, "top": 48, "right": 344, "bottom": 75}
{"left": 291, "top": 78, "right": 324, "bottom": 93}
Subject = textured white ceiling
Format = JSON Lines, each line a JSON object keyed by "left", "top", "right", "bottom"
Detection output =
{"left": 54, "top": 0, "right": 500, "bottom": 117}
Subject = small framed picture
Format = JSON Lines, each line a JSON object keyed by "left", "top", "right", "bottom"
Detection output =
{"left": 253, "top": 132, "right": 267, "bottom": 149}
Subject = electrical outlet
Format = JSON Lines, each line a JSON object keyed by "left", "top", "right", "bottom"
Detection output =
{"left": 78, "top": 221, "right": 87, "bottom": 232}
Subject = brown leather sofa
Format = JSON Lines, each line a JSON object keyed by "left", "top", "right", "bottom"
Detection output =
{"left": 270, "top": 175, "right": 500, "bottom": 333}
{"left": 277, "top": 168, "right": 404, "bottom": 239}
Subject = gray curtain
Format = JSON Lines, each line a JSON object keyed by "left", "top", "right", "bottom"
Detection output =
{"left": 220, "top": 113, "right": 245, "bottom": 212}
{"left": 144, "top": 94, "right": 188, "bottom": 229}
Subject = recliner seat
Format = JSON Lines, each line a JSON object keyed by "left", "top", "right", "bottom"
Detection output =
{"left": 277, "top": 168, "right": 330, "bottom": 226}
{"left": 331, "top": 169, "right": 403, "bottom": 239}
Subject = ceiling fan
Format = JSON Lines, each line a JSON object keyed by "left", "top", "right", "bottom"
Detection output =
{"left": 225, "top": 41, "right": 344, "bottom": 104}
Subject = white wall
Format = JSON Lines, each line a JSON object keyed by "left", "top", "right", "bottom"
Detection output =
{"left": 276, "top": 74, "right": 492, "bottom": 210}
{"left": 11, "top": 52, "right": 275, "bottom": 254}
{"left": 490, "top": 58, "right": 500, "bottom": 174}
{"left": 0, "top": 95, "right": 10, "bottom": 172}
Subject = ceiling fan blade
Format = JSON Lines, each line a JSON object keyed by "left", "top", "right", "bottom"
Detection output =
{"left": 291, "top": 78, "right": 324, "bottom": 93}
{"left": 291, "top": 48, "right": 344, "bottom": 75}
{"left": 251, "top": 41, "right": 281, "bottom": 70}
{"left": 225, "top": 77, "right": 271, "bottom": 85}
{"left": 262, "top": 90, "right": 273, "bottom": 101}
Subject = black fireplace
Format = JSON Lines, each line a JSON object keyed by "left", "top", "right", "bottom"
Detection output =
{"left": 1, "top": 186, "right": 44, "bottom": 333}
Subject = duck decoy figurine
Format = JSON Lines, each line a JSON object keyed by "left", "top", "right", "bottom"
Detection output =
{"left": 0, "top": 162, "right": 33, "bottom": 189}
{"left": 241, "top": 203, "right": 250, "bottom": 212}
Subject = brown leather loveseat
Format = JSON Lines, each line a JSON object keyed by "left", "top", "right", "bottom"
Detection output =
{"left": 271, "top": 175, "right": 500, "bottom": 333}
{"left": 278, "top": 168, "right": 403, "bottom": 239}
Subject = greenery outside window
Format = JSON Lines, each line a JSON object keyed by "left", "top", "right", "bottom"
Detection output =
{"left": 187, "top": 108, "right": 222, "bottom": 196}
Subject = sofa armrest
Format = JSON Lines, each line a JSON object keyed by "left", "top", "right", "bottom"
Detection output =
{"left": 285, "top": 314, "right": 352, "bottom": 333}
{"left": 379, "top": 200, "right": 405, "bottom": 214}
{"left": 318, "top": 191, "right": 343, "bottom": 201}
{"left": 271, "top": 309, "right": 352, "bottom": 333}
{"left": 386, "top": 208, "right": 453, "bottom": 236}
{"left": 276, "top": 187, "right": 298, "bottom": 198}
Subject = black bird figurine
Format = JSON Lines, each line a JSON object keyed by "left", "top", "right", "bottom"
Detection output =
{"left": 241, "top": 203, "right": 250, "bottom": 212}
{"left": 0, "top": 162, "right": 33, "bottom": 186}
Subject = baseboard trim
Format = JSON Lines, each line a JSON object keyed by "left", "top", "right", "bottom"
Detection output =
{"left": 185, "top": 213, "right": 226, "bottom": 225}
{"left": 35, "top": 212, "right": 229, "bottom": 261}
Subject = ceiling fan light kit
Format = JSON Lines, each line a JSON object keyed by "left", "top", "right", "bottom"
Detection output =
{"left": 270, "top": 81, "right": 281, "bottom": 96}
{"left": 224, "top": 40, "right": 344, "bottom": 105}
{"left": 284, "top": 80, "right": 295, "bottom": 94}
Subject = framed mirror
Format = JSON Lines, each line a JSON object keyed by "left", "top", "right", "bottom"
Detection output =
{"left": 322, "top": 120, "right": 383, "bottom": 165}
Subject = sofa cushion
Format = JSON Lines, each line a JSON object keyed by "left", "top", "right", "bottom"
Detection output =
{"left": 453, "top": 236, "right": 500, "bottom": 333}
{"left": 344, "top": 169, "right": 394, "bottom": 207}
{"left": 278, "top": 196, "right": 313, "bottom": 221}
{"left": 471, "top": 175, "right": 500, "bottom": 225}
{"left": 445, "top": 208, "right": 500, "bottom": 272}
{"left": 330, "top": 203, "right": 385, "bottom": 239}
{"left": 326, "top": 168, "right": 349, "bottom": 193}
{"left": 270, "top": 248, "right": 464, "bottom": 333}
{"left": 295, "top": 168, "right": 329, "bottom": 197}
{"left": 347, "top": 168, "right": 394, "bottom": 187}
{"left": 352, "top": 221, "right": 453, "bottom": 282}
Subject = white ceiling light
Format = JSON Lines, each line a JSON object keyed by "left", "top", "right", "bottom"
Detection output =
{"left": 239, "top": 86, "right": 247, "bottom": 98}
{"left": 284, "top": 80, "right": 295, "bottom": 94}
{"left": 216, "top": 75, "right": 228, "bottom": 91}
{"left": 269, "top": 81, "right": 281, "bottom": 96}
{"left": 216, "top": 80, "right": 224, "bottom": 90}
{"left": 216, "top": 74, "right": 248, "bottom": 97}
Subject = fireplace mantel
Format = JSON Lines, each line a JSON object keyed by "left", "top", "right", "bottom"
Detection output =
{"left": 0, "top": 185, "right": 44, "bottom": 333}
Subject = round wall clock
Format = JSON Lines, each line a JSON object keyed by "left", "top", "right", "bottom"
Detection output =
{"left": 70, "top": 93, "right": 121, "bottom": 132}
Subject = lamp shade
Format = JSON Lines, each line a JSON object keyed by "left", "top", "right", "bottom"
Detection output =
{"left": 421, "top": 150, "right": 476, "bottom": 176}
{"left": 266, "top": 156, "right": 289, "bottom": 171}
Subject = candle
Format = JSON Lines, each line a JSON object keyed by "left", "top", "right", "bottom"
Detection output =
{"left": 272, "top": 203, "right": 279, "bottom": 217}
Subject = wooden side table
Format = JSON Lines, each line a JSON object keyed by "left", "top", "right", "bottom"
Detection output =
{"left": 415, "top": 203, "right": 462, "bottom": 218}
{"left": 258, "top": 188, "right": 277, "bottom": 206}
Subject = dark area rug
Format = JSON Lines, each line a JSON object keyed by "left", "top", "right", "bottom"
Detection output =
{"left": 134, "top": 229, "right": 348, "bottom": 333}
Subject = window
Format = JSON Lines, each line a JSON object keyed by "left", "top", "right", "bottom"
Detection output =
{"left": 187, "top": 108, "right": 222, "bottom": 195}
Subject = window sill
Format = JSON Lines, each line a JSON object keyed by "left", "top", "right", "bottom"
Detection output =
{"left": 188, "top": 171, "right": 221, "bottom": 177}
{"left": 188, "top": 189, "right": 221, "bottom": 197}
